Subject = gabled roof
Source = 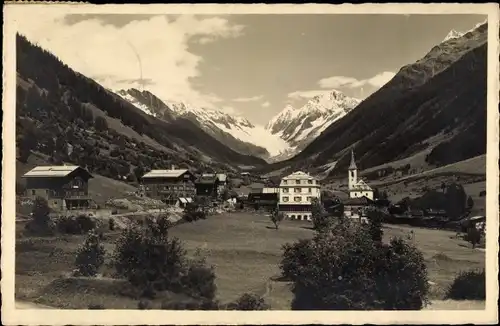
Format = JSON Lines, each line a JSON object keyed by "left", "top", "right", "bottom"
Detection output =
{"left": 142, "top": 169, "right": 189, "bottom": 179}
{"left": 351, "top": 179, "right": 372, "bottom": 191}
{"left": 282, "top": 171, "right": 317, "bottom": 181}
{"left": 23, "top": 165, "right": 93, "bottom": 178}
{"left": 343, "top": 196, "right": 373, "bottom": 206}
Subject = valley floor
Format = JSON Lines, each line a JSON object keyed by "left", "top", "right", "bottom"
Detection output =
{"left": 15, "top": 212, "right": 485, "bottom": 310}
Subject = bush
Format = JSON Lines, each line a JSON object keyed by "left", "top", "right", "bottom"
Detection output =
{"left": 280, "top": 239, "right": 314, "bottom": 282}
{"left": 112, "top": 215, "right": 216, "bottom": 299}
{"left": 226, "top": 293, "right": 270, "bottom": 310}
{"left": 180, "top": 257, "right": 217, "bottom": 301}
{"left": 286, "top": 220, "right": 430, "bottom": 310}
{"left": 446, "top": 269, "right": 485, "bottom": 300}
{"left": 74, "top": 229, "right": 106, "bottom": 277}
{"left": 57, "top": 214, "right": 97, "bottom": 234}
{"left": 26, "top": 197, "right": 55, "bottom": 235}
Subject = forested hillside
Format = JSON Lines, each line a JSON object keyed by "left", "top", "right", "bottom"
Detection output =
{"left": 16, "top": 34, "right": 266, "bottom": 182}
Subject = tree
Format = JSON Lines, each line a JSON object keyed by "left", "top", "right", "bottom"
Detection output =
{"left": 446, "top": 269, "right": 485, "bottom": 300}
{"left": 112, "top": 215, "right": 216, "bottom": 298}
{"left": 269, "top": 208, "right": 285, "bottom": 230}
{"left": 31, "top": 196, "right": 51, "bottom": 226}
{"left": 74, "top": 229, "right": 106, "bottom": 277}
{"left": 226, "top": 293, "right": 270, "bottom": 310}
{"left": 286, "top": 222, "right": 430, "bottom": 310}
{"left": 311, "top": 198, "right": 331, "bottom": 232}
{"left": 18, "top": 122, "right": 38, "bottom": 163}
{"left": 365, "top": 208, "right": 384, "bottom": 242}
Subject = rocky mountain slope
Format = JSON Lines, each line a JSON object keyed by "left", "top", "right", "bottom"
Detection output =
{"left": 264, "top": 22, "right": 488, "bottom": 178}
{"left": 265, "top": 90, "right": 361, "bottom": 161}
{"left": 117, "top": 88, "right": 275, "bottom": 159}
{"left": 16, "top": 34, "right": 267, "bottom": 183}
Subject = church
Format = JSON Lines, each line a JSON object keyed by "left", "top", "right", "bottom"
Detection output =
{"left": 347, "top": 150, "right": 374, "bottom": 200}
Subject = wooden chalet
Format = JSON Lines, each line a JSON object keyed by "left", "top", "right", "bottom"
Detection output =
{"left": 195, "top": 174, "right": 219, "bottom": 198}
{"left": 22, "top": 165, "right": 94, "bottom": 211}
{"left": 141, "top": 168, "right": 196, "bottom": 205}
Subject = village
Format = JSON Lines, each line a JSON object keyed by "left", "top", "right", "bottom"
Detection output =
{"left": 19, "top": 149, "right": 486, "bottom": 236}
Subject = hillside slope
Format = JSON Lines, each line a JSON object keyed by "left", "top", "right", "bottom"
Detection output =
{"left": 269, "top": 23, "right": 487, "bottom": 177}
{"left": 16, "top": 34, "right": 267, "bottom": 182}
{"left": 117, "top": 88, "right": 272, "bottom": 159}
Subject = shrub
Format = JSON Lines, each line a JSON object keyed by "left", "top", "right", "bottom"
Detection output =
{"left": 286, "top": 220, "right": 430, "bottom": 310}
{"left": 113, "top": 216, "right": 185, "bottom": 293}
{"left": 113, "top": 215, "right": 216, "bottom": 299}
{"left": 226, "top": 293, "right": 270, "bottom": 310}
{"left": 180, "top": 257, "right": 217, "bottom": 301}
{"left": 280, "top": 239, "right": 314, "bottom": 282}
{"left": 446, "top": 269, "right": 485, "bottom": 300}
{"left": 26, "top": 197, "right": 55, "bottom": 235}
{"left": 57, "top": 214, "right": 97, "bottom": 234}
{"left": 74, "top": 229, "right": 106, "bottom": 277}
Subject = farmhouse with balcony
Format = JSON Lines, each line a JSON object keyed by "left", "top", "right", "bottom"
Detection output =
{"left": 195, "top": 174, "right": 219, "bottom": 197}
{"left": 141, "top": 167, "right": 196, "bottom": 205}
{"left": 22, "top": 165, "right": 94, "bottom": 211}
{"left": 343, "top": 196, "right": 374, "bottom": 222}
{"left": 278, "top": 171, "right": 321, "bottom": 221}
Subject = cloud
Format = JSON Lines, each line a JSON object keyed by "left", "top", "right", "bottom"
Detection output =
{"left": 15, "top": 10, "right": 245, "bottom": 110}
{"left": 232, "top": 95, "right": 264, "bottom": 102}
{"left": 287, "top": 90, "right": 330, "bottom": 100}
{"left": 318, "top": 71, "right": 396, "bottom": 89}
{"left": 262, "top": 101, "right": 271, "bottom": 108}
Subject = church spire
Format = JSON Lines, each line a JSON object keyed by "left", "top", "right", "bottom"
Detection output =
{"left": 348, "top": 149, "right": 357, "bottom": 170}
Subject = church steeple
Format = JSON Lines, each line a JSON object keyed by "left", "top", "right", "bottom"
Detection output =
{"left": 348, "top": 149, "right": 357, "bottom": 170}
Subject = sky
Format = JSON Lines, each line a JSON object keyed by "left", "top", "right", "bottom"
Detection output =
{"left": 16, "top": 11, "right": 486, "bottom": 125}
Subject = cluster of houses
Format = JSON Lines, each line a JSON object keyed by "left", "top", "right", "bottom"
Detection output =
{"left": 21, "top": 150, "right": 378, "bottom": 222}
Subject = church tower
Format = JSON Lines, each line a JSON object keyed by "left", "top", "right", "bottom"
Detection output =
{"left": 348, "top": 149, "right": 358, "bottom": 191}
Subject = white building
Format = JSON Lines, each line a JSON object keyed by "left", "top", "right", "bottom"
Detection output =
{"left": 278, "top": 171, "right": 321, "bottom": 221}
{"left": 348, "top": 150, "right": 374, "bottom": 200}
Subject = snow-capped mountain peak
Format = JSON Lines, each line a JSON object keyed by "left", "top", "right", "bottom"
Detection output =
{"left": 443, "top": 29, "right": 464, "bottom": 42}
{"left": 265, "top": 89, "right": 361, "bottom": 161}
{"left": 116, "top": 88, "right": 289, "bottom": 158}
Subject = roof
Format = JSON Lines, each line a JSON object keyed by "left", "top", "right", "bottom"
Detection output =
{"left": 23, "top": 165, "right": 93, "bottom": 178}
{"left": 142, "top": 169, "right": 189, "bottom": 179}
{"left": 343, "top": 196, "right": 373, "bottom": 206}
{"left": 216, "top": 174, "right": 227, "bottom": 182}
{"left": 349, "top": 150, "right": 357, "bottom": 170}
{"left": 178, "top": 197, "right": 193, "bottom": 204}
{"left": 196, "top": 176, "right": 217, "bottom": 184}
{"left": 282, "top": 171, "right": 316, "bottom": 181}
{"left": 350, "top": 179, "right": 372, "bottom": 191}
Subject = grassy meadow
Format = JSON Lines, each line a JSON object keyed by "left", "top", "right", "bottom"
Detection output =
{"left": 16, "top": 212, "right": 485, "bottom": 310}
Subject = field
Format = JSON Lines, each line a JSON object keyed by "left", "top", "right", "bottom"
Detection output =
{"left": 16, "top": 212, "right": 485, "bottom": 310}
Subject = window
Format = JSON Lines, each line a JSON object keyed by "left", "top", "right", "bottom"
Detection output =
{"left": 308, "top": 180, "right": 313, "bottom": 184}
{"left": 306, "top": 196, "right": 311, "bottom": 202}
{"left": 283, "top": 180, "right": 288, "bottom": 185}
{"left": 297, "top": 215, "right": 302, "bottom": 220}
{"left": 351, "top": 171, "right": 354, "bottom": 178}
{"left": 294, "top": 196, "right": 301, "bottom": 202}
{"left": 295, "top": 179, "right": 300, "bottom": 184}
{"left": 282, "top": 196, "right": 289, "bottom": 202}
{"left": 31, "top": 190, "right": 36, "bottom": 196}
{"left": 283, "top": 188, "right": 289, "bottom": 193}
{"left": 294, "top": 188, "right": 301, "bottom": 193}
{"left": 308, "top": 188, "right": 312, "bottom": 193}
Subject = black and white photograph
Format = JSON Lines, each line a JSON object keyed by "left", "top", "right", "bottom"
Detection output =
{"left": 2, "top": 2, "right": 499, "bottom": 325}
